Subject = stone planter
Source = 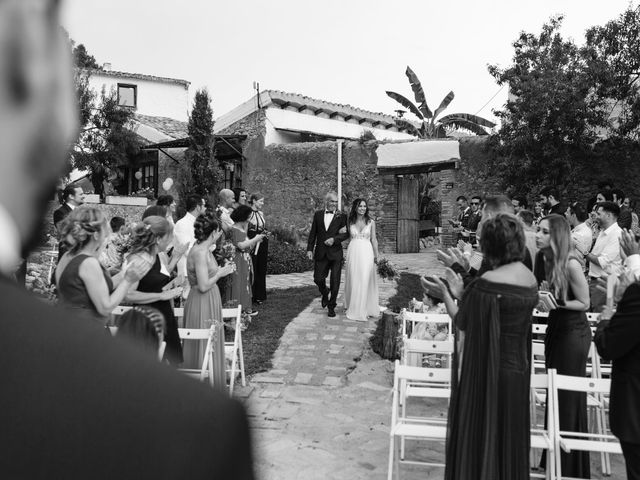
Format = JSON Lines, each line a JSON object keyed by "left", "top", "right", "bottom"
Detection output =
{"left": 105, "top": 195, "right": 149, "bottom": 207}
{"left": 83, "top": 194, "right": 100, "bottom": 204}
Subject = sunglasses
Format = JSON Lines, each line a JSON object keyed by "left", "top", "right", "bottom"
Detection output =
{"left": 471, "top": 202, "right": 480, "bottom": 205}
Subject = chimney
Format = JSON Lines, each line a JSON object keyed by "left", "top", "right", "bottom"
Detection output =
{"left": 103, "top": 63, "right": 112, "bottom": 71}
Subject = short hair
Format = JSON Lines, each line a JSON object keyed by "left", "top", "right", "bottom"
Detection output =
{"left": 194, "top": 211, "right": 220, "bottom": 243}
{"left": 540, "top": 186, "right": 559, "bottom": 200}
{"left": 596, "top": 201, "right": 620, "bottom": 218}
{"left": 249, "top": 192, "right": 264, "bottom": 204}
{"left": 109, "top": 216, "right": 125, "bottom": 233}
{"left": 230, "top": 205, "right": 253, "bottom": 223}
{"left": 471, "top": 195, "right": 482, "bottom": 203}
{"left": 597, "top": 191, "right": 614, "bottom": 202}
{"left": 611, "top": 188, "right": 625, "bottom": 203}
{"left": 456, "top": 195, "right": 468, "bottom": 203}
{"left": 568, "top": 202, "right": 588, "bottom": 222}
{"left": 232, "top": 187, "right": 246, "bottom": 203}
{"left": 61, "top": 184, "right": 80, "bottom": 202}
{"left": 480, "top": 213, "right": 526, "bottom": 268}
{"left": 156, "top": 194, "right": 174, "bottom": 207}
{"left": 142, "top": 205, "right": 167, "bottom": 220}
{"left": 185, "top": 195, "right": 203, "bottom": 212}
{"left": 325, "top": 191, "right": 338, "bottom": 201}
{"left": 513, "top": 196, "right": 528, "bottom": 209}
{"left": 517, "top": 209, "right": 534, "bottom": 227}
{"left": 483, "top": 195, "right": 514, "bottom": 216}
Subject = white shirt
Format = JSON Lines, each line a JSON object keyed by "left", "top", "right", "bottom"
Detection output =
{"left": 0, "top": 204, "right": 21, "bottom": 275}
{"left": 571, "top": 222, "right": 593, "bottom": 257}
{"left": 324, "top": 210, "right": 335, "bottom": 231}
{"left": 589, "top": 222, "right": 623, "bottom": 278}
{"left": 173, "top": 212, "right": 196, "bottom": 277}
{"left": 218, "top": 206, "right": 234, "bottom": 231}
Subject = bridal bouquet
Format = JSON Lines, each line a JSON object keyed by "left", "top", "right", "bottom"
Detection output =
{"left": 220, "top": 241, "right": 236, "bottom": 265}
{"left": 377, "top": 257, "right": 397, "bottom": 280}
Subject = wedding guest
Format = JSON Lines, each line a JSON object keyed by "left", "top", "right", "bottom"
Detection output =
{"left": 624, "top": 196, "right": 640, "bottom": 238}
{"left": 99, "top": 216, "right": 126, "bottom": 274}
{"left": 156, "top": 194, "right": 176, "bottom": 224}
{"left": 248, "top": 192, "right": 268, "bottom": 305}
{"left": 613, "top": 188, "right": 633, "bottom": 230}
{"left": 174, "top": 195, "right": 206, "bottom": 296}
{"left": 217, "top": 189, "right": 235, "bottom": 232}
{"left": 424, "top": 214, "right": 538, "bottom": 479}
{"left": 533, "top": 201, "right": 544, "bottom": 225}
{"left": 183, "top": 212, "right": 235, "bottom": 387}
{"left": 56, "top": 207, "right": 149, "bottom": 325}
{"left": 467, "top": 196, "right": 482, "bottom": 245}
{"left": 535, "top": 214, "right": 591, "bottom": 477}
{"left": 124, "top": 216, "right": 184, "bottom": 365}
{"left": 586, "top": 201, "right": 622, "bottom": 312}
{"left": 517, "top": 209, "right": 538, "bottom": 269}
{"left": 0, "top": 2, "right": 254, "bottom": 477}
{"left": 539, "top": 186, "right": 565, "bottom": 215}
{"left": 115, "top": 306, "right": 165, "bottom": 359}
{"left": 566, "top": 202, "right": 592, "bottom": 271}
{"left": 142, "top": 205, "right": 188, "bottom": 277}
{"left": 232, "top": 187, "right": 247, "bottom": 211}
{"left": 54, "top": 184, "right": 85, "bottom": 261}
{"left": 511, "top": 196, "right": 528, "bottom": 214}
{"left": 228, "top": 205, "right": 265, "bottom": 315}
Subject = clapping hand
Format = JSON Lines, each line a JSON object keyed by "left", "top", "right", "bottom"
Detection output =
{"left": 161, "top": 287, "right": 183, "bottom": 301}
{"left": 457, "top": 240, "right": 473, "bottom": 255}
{"left": 123, "top": 256, "right": 153, "bottom": 283}
{"left": 444, "top": 267, "right": 464, "bottom": 300}
{"left": 620, "top": 229, "right": 640, "bottom": 261}
{"left": 420, "top": 275, "right": 447, "bottom": 300}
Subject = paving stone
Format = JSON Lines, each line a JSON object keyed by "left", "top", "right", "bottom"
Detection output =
{"left": 294, "top": 372, "right": 313, "bottom": 384}
{"left": 252, "top": 376, "right": 285, "bottom": 384}
{"left": 344, "top": 326, "right": 358, "bottom": 333}
{"left": 268, "top": 369, "right": 289, "bottom": 375}
{"left": 322, "top": 376, "right": 341, "bottom": 387}
{"left": 259, "top": 388, "right": 283, "bottom": 399}
{"left": 355, "top": 381, "right": 389, "bottom": 392}
{"left": 322, "top": 334, "right": 336, "bottom": 340}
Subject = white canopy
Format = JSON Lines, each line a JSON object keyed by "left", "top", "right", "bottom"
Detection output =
{"left": 376, "top": 140, "right": 460, "bottom": 169}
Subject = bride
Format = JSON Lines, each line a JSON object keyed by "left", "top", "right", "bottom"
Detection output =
{"left": 344, "top": 198, "right": 380, "bottom": 321}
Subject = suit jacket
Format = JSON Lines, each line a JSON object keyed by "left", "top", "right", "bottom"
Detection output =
{"left": 306, "top": 210, "right": 349, "bottom": 261}
{"left": 53, "top": 203, "right": 72, "bottom": 229}
{"left": 0, "top": 276, "right": 255, "bottom": 479}
{"left": 594, "top": 282, "right": 640, "bottom": 443}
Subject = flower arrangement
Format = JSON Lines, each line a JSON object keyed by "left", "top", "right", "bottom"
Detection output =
{"left": 132, "top": 186, "right": 155, "bottom": 199}
{"left": 220, "top": 241, "right": 236, "bottom": 265}
{"left": 376, "top": 257, "right": 397, "bottom": 280}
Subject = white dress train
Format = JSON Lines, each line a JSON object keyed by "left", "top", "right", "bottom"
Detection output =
{"left": 344, "top": 222, "right": 380, "bottom": 321}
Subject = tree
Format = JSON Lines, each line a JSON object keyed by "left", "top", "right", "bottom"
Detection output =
{"left": 182, "top": 88, "right": 222, "bottom": 199}
{"left": 487, "top": 16, "right": 606, "bottom": 194}
{"left": 386, "top": 66, "right": 496, "bottom": 138}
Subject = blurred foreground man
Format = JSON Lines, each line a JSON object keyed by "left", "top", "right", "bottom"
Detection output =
{"left": 0, "top": 1, "right": 254, "bottom": 478}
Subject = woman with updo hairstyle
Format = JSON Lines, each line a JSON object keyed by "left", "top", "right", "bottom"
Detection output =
{"left": 248, "top": 192, "right": 268, "bottom": 305}
{"left": 124, "top": 215, "right": 184, "bottom": 365}
{"left": 182, "top": 212, "right": 236, "bottom": 381}
{"left": 231, "top": 187, "right": 247, "bottom": 212}
{"left": 56, "top": 206, "right": 150, "bottom": 326}
{"left": 227, "top": 205, "right": 265, "bottom": 315}
{"left": 115, "top": 306, "right": 165, "bottom": 359}
{"left": 425, "top": 213, "right": 538, "bottom": 479}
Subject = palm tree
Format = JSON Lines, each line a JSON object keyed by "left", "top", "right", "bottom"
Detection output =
{"left": 386, "top": 66, "right": 496, "bottom": 138}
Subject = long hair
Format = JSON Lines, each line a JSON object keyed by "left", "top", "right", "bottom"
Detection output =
{"left": 348, "top": 198, "right": 371, "bottom": 225}
{"left": 541, "top": 214, "right": 572, "bottom": 301}
{"left": 116, "top": 306, "right": 165, "bottom": 357}
{"left": 59, "top": 206, "right": 108, "bottom": 255}
{"left": 194, "top": 211, "right": 220, "bottom": 243}
{"left": 125, "top": 216, "right": 172, "bottom": 255}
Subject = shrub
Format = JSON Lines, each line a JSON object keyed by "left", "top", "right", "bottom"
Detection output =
{"left": 269, "top": 224, "right": 302, "bottom": 246}
{"left": 267, "top": 239, "right": 313, "bottom": 274}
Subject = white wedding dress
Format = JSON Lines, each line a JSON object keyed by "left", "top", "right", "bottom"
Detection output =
{"left": 344, "top": 222, "right": 380, "bottom": 321}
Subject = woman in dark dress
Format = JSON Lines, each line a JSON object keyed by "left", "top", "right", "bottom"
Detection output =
{"left": 248, "top": 193, "right": 268, "bottom": 305}
{"left": 536, "top": 214, "right": 591, "bottom": 478}
{"left": 125, "top": 216, "right": 184, "bottom": 366}
{"left": 426, "top": 213, "right": 538, "bottom": 480}
{"left": 56, "top": 206, "right": 150, "bottom": 326}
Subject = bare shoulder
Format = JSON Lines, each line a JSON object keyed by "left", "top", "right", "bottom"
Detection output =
{"left": 482, "top": 262, "right": 536, "bottom": 287}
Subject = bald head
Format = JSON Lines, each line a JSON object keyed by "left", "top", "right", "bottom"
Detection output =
{"left": 219, "top": 189, "right": 234, "bottom": 208}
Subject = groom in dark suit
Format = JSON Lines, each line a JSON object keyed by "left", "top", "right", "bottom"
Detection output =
{"left": 307, "top": 191, "right": 349, "bottom": 317}
{"left": 0, "top": 3, "right": 254, "bottom": 478}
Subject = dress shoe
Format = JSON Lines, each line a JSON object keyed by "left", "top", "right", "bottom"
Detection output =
{"left": 321, "top": 294, "right": 329, "bottom": 308}
{"left": 327, "top": 307, "right": 336, "bottom": 318}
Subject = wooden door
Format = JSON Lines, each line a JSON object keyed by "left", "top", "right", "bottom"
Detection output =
{"left": 397, "top": 175, "right": 419, "bottom": 253}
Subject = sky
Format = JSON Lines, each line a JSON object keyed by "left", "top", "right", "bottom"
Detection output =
{"left": 61, "top": 0, "right": 636, "bottom": 125}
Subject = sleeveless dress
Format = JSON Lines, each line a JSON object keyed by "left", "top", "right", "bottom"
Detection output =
{"left": 183, "top": 250, "right": 226, "bottom": 392}
{"left": 135, "top": 255, "right": 182, "bottom": 365}
{"left": 227, "top": 227, "right": 253, "bottom": 311}
{"left": 445, "top": 277, "right": 538, "bottom": 480}
{"left": 57, "top": 254, "right": 114, "bottom": 327}
{"left": 248, "top": 210, "right": 268, "bottom": 303}
{"left": 344, "top": 222, "right": 379, "bottom": 321}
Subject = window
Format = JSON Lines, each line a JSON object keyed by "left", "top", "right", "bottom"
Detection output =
{"left": 117, "top": 83, "right": 137, "bottom": 108}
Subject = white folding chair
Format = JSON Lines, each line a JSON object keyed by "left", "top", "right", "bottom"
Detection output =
{"left": 401, "top": 309, "right": 452, "bottom": 339}
{"left": 222, "top": 306, "right": 246, "bottom": 395}
{"left": 388, "top": 361, "right": 448, "bottom": 480}
{"left": 178, "top": 324, "right": 217, "bottom": 385}
{"left": 532, "top": 323, "right": 548, "bottom": 335}
{"left": 530, "top": 372, "right": 556, "bottom": 480}
{"left": 549, "top": 369, "right": 622, "bottom": 479}
{"left": 108, "top": 323, "right": 166, "bottom": 362}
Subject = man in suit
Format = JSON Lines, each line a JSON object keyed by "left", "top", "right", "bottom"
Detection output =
{"left": 595, "top": 229, "right": 640, "bottom": 480}
{"left": 53, "top": 183, "right": 85, "bottom": 261}
{"left": 0, "top": 2, "right": 254, "bottom": 478}
{"left": 307, "top": 191, "right": 349, "bottom": 317}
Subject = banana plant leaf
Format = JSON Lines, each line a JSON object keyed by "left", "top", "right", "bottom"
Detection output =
{"left": 439, "top": 112, "right": 496, "bottom": 128}
{"left": 433, "top": 91, "right": 455, "bottom": 120}
{"left": 395, "top": 118, "right": 421, "bottom": 137}
{"left": 441, "top": 117, "right": 491, "bottom": 135}
{"left": 405, "top": 67, "right": 433, "bottom": 119}
{"left": 386, "top": 91, "right": 424, "bottom": 120}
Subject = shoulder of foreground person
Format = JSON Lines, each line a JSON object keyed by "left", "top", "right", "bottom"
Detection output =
{"left": 0, "top": 278, "right": 255, "bottom": 480}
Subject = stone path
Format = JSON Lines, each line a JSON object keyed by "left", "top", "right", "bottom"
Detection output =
{"left": 239, "top": 250, "right": 446, "bottom": 480}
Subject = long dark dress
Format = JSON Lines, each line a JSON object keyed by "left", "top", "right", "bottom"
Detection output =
{"left": 227, "top": 227, "right": 253, "bottom": 311}
{"left": 248, "top": 210, "right": 267, "bottom": 303}
{"left": 544, "top": 297, "right": 592, "bottom": 478}
{"left": 57, "top": 254, "right": 113, "bottom": 327}
{"left": 445, "top": 277, "right": 538, "bottom": 480}
{"left": 136, "top": 255, "right": 182, "bottom": 365}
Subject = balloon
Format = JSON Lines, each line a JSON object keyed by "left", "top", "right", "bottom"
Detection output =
{"left": 134, "top": 171, "right": 143, "bottom": 180}
{"left": 162, "top": 178, "right": 174, "bottom": 191}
